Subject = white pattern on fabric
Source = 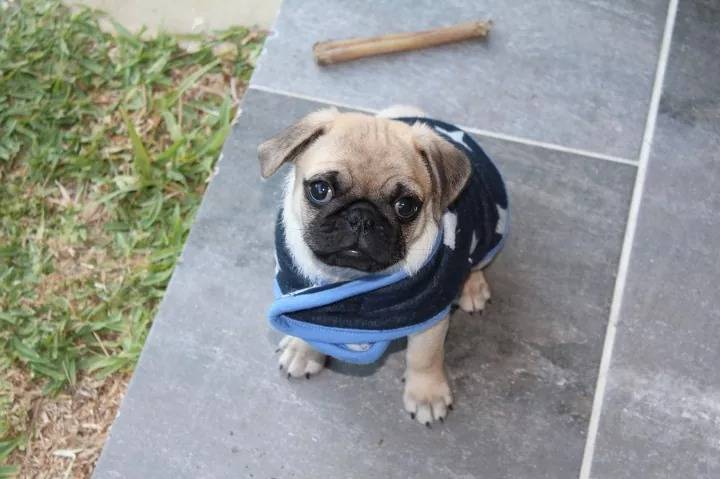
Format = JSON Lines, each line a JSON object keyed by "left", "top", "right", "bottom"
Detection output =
{"left": 496, "top": 206, "right": 508, "bottom": 235}
{"left": 345, "top": 343, "right": 371, "bottom": 352}
{"left": 442, "top": 212, "right": 458, "bottom": 250}
{"left": 469, "top": 231, "right": 479, "bottom": 255}
{"left": 433, "top": 125, "right": 471, "bottom": 150}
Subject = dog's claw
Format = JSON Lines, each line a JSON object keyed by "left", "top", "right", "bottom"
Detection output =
{"left": 410, "top": 412, "right": 415, "bottom": 420}
{"left": 305, "top": 373, "right": 310, "bottom": 379}
{"left": 287, "top": 373, "right": 291, "bottom": 379}
{"left": 425, "top": 422, "right": 431, "bottom": 428}
{"left": 448, "top": 404, "right": 454, "bottom": 411}
{"left": 439, "top": 417, "right": 444, "bottom": 423}
{"left": 279, "top": 364, "right": 283, "bottom": 370}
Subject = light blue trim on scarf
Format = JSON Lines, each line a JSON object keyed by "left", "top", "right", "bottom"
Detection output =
{"left": 270, "top": 304, "right": 452, "bottom": 364}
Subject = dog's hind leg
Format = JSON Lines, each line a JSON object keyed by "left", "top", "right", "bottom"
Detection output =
{"left": 458, "top": 269, "right": 491, "bottom": 314}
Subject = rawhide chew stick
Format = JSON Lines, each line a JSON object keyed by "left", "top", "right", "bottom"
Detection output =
{"left": 313, "top": 20, "right": 492, "bottom": 66}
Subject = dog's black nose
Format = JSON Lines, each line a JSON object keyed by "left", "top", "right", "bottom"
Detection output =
{"left": 346, "top": 203, "right": 377, "bottom": 232}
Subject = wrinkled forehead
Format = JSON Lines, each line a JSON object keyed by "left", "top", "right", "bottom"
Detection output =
{"left": 297, "top": 115, "right": 431, "bottom": 197}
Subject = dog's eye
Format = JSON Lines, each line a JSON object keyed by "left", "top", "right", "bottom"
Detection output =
{"left": 307, "top": 180, "right": 333, "bottom": 204}
{"left": 394, "top": 196, "right": 421, "bottom": 220}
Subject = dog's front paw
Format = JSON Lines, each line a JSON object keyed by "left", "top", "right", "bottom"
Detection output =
{"left": 458, "top": 270, "right": 491, "bottom": 314}
{"left": 403, "top": 370, "right": 453, "bottom": 426}
{"left": 277, "top": 336, "right": 326, "bottom": 379}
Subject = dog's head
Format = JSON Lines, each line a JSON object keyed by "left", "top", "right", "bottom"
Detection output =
{"left": 259, "top": 108, "right": 471, "bottom": 279}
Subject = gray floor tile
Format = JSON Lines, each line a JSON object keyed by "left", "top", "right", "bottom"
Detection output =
{"left": 252, "top": 0, "right": 669, "bottom": 159}
{"left": 94, "top": 89, "right": 635, "bottom": 479}
{"left": 588, "top": 2, "right": 720, "bottom": 478}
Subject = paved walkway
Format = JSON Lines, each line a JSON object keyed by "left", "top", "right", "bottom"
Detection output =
{"left": 94, "top": 1, "right": 719, "bottom": 478}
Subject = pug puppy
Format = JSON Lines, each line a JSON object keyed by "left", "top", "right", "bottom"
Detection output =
{"left": 258, "top": 106, "right": 491, "bottom": 425}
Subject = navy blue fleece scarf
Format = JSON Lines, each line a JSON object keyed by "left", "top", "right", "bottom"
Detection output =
{"left": 268, "top": 118, "right": 509, "bottom": 364}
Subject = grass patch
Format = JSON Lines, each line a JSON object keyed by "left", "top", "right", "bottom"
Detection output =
{"left": 0, "top": 0, "right": 263, "bottom": 473}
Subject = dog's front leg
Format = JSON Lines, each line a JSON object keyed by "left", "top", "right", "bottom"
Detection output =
{"left": 277, "top": 336, "right": 326, "bottom": 379}
{"left": 403, "top": 317, "right": 453, "bottom": 425}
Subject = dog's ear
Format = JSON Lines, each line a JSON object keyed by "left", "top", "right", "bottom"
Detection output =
{"left": 411, "top": 123, "right": 472, "bottom": 212}
{"left": 257, "top": 107, "right": 339, "bottom": 178}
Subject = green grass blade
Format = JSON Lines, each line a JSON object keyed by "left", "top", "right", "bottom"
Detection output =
{"left": 166, "top": 59, "right": 220, "bottom": 107}
{"left": 0, "top": 465, "right": 20, "bottom": 478}
{"left": 121, "top": 110, "right": 153, "bottom": 182}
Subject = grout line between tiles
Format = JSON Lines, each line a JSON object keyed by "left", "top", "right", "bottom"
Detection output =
{"left": 248, "top": 84, "right": 638, "bottom": 167}
{"left": 578, "top": 0, "right": 679, "bottom": 477}
{"left": 249, "top": 84, "right": 379, "bottom": 114}
{"left": 457, "top": 125, "right": 638, "bottom": 167}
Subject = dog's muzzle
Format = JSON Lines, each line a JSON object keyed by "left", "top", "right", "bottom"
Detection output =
{"left": 310, "top": 201, "right": 402, "bottom": 272}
